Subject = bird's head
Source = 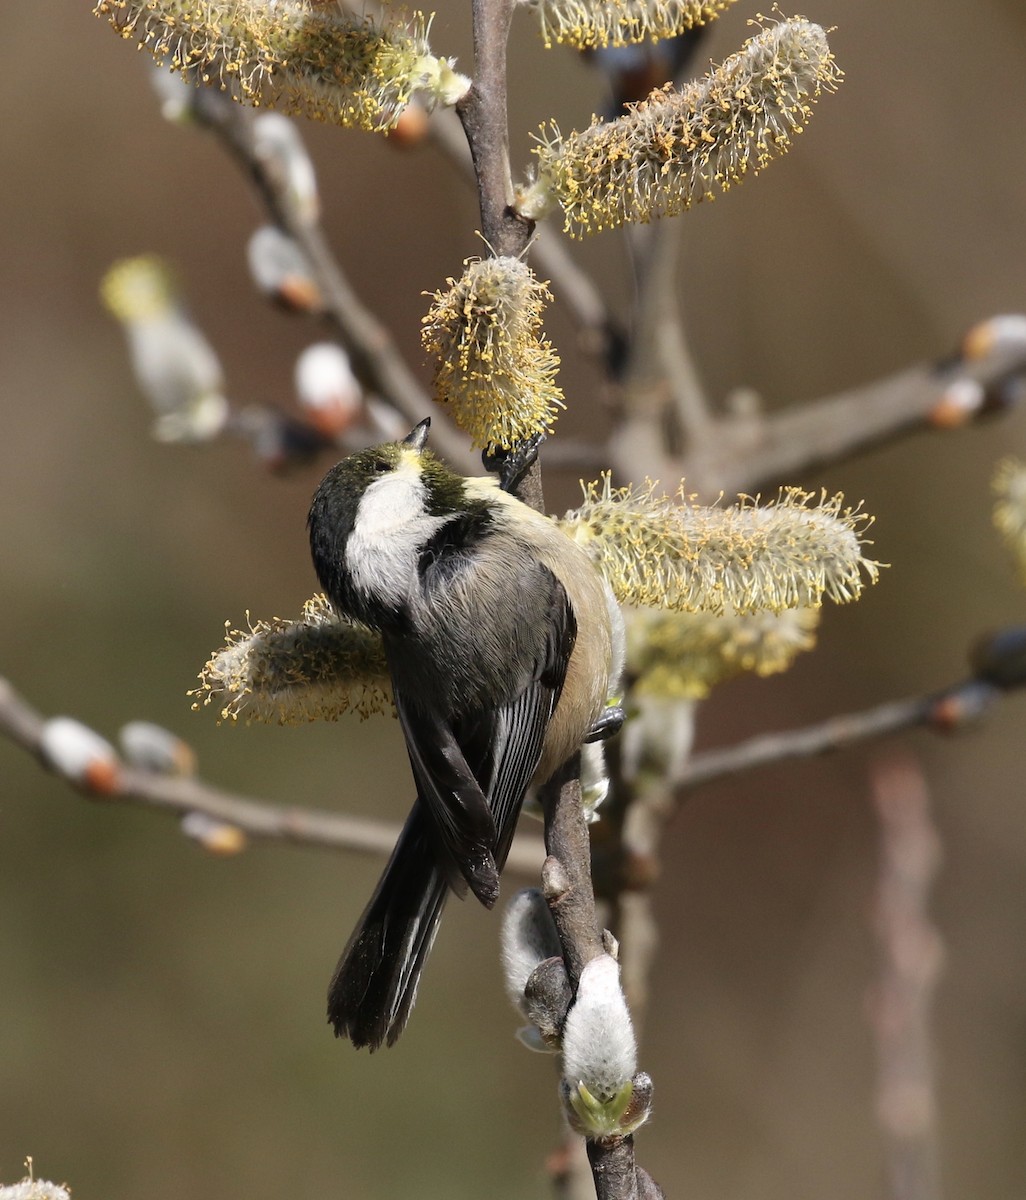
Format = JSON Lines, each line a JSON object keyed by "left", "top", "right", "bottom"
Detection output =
{"left": 307, "top": 418, "right": 481, "bottom": 623}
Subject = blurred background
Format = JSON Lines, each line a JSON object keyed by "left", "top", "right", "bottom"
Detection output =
{"left": 3, "top": 2, "right": 1026, "bottom": 1197}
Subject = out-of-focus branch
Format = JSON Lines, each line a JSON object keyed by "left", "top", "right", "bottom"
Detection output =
{"left": 679, "top": 325, "right": 1026, "bottom": 497}
{"left": 192, "top": 90, "right": 477, "bottom": 471}
{"left": 0, "top": 677, "right": 544, "bottom": 872}
{"left": 868, "top": 753, "right": 944, "bottom": 1200}
{"left": 677, "top": 678, "right": 1004, "bottom": 794}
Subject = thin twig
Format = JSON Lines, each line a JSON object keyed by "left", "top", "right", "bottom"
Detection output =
{"left": 539, "top": 758, "right": 655, "bottom": 1200}
{"left": 678, "top": 336, "right": 1026, "bottom": 497}
{"left": 193, "top": 90, "right": 477, "bottom": 472}
{"left": 677, "top": 679, "right": 1002, "bottom": 794}
{"left": 0, "top": 676, "right": 544, "bottom": 873}
{"left": 457, "top": 0, "right": 528, "bottom": 258}
{"left": 427, "top": 105, "right": 623, "bottom": 366}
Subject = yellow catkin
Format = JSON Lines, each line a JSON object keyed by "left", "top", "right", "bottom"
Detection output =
{"left": 523, "top": 16, "right": 840, "bottom": 236}
{"left": 993, "top": 458, "right": 1026, "bottom": 585}
{"left": 560, "top": 475, "right": 879, "bottom": 615}
{"left": 626, "top": 606, "right": 820, "bottom": 698}
{"left": 421, "top": 256, "right": 565, "bottom": 453}
{"left": 94, "top": 0, "right": 467, "bottom": 133}
{"left": 192, "top": 594, "right": 392, "bottom": 724}
{"left": 531, "top": 0, "right": 737, "bottom": 51}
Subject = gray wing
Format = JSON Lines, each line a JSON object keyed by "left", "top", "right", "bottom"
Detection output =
{"left": 392, "top": 566, "right": 577, "bottom": 906}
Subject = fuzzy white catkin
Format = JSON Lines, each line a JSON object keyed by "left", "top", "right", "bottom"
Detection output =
{"left": 500, "top": 889, "right": 563, "bottom": 1011}
{"left": 247, "top": 226, "right": 314, "bottom": 296}
{"left": 0, "top": 1182, "right": 72, "bottom": 1200}
{"left": 39, "top": 718, "right": 118, "bottom": 784}
{"left": 251, "top": 112, "right": 320, "bottom": 224}
{"left": 561, "top": 954, "right": 637, "bottom": 1101}
{"left": 295, "top": 343, "right": 361, "bottom": 417}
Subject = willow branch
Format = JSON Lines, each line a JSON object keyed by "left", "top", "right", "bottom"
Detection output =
{"left": 456, "top": 0, "right": 528, "bottom": 257}
{"left": 677, "top": 678, "right": 1003, "bottom": 794}
{"left": 677, "top": 332, "right": 1026, "bottom": 497}
{"left": 428, "top": 103, "right": 624, "bottom": 371}
{"left": 868, "top": 754, "right": 944, "bottom": 1200}
{"left": 538, "top": 758, "right": 657, "bottom": 1200}
{"left": 192, "top": 90, "right": 476, "bottom": 471}
{"left": 0, "top": 677, "right": 544, "bottom": 872}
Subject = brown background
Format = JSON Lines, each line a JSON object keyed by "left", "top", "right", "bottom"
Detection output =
{"left": 3, "top": 3, "right": 1026, "bottom": 1198}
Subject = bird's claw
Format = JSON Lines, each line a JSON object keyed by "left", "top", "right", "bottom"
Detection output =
{"left": 483, "top": 432, "right": 547, "bottom": 494}
{"left": 584, "top": 705, "right": 625, "bottom": 743}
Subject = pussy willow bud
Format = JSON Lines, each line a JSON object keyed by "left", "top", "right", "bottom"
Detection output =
{"left": 101, "top": 256, "right": 229, "bottom": 442}
{"left": 521, "top": 17, "right": 840, "bottom": 236}
{"left": 993, "top": 458, "right": 1026, "bottom": 584}
{"left": 561, "top": 955, "right": 642, "bottom": 1137}
{"left": 963, "top": 315, "right": 1026, "bottom": 363}
{"left": 40, "top": 718, "right": 121, "bottom": 795}
{"left": 421, "top": 256, "right": 565, "bottom": 453}
{"left": 247, "top": 226, "right": 322, "bottom": 313}
{"left": 251, "top": 113, "right": 320, "bottom": 225}
{"left": 560, "top": 476, "right": 879, "bottom": 615}
{"left": 192, "top": 594, "right": 392, "bottom": 724}
{"left": 149, "top": 63, "right": 198, "bottom": 123}
{"left": 626, "top": 606, "right": 820, "bottom": 699}
{"left": 525, "top": 0, "right": 736, "bottom": 51}
{"left": 501, "top": 889, "right": 564, "bottom": 1013}
{"left": 94, "top": 0, "right": 470, "bottom": 133}
{"left": 180, "top": 812, "right": 248, "bottom": 856}
{"left": 119, "top": 721, "right": 197, "bottom": 777}
{"left": 294, "top": 343, "right": 362, "bottom": 437}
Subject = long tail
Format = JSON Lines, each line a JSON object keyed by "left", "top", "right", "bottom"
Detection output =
{"left": 327, "top": 801, "right": 450, "bottom": 1050}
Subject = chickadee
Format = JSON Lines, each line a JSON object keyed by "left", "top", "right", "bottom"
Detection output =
{"left": 308, "top": 419, "right": 623, "bottom": 1049}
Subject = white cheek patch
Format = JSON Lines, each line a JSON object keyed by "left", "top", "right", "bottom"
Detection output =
{"left": 346, "top": 459, "right": 447, "bottom": 608}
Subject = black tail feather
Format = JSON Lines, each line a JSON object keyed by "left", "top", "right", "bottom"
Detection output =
{"left": 327, "top": 802, "right": 450, "bottom": 1050}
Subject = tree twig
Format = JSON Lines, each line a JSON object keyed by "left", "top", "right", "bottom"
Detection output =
{"left": 868, "top": 753, "right": 944, "bottom": 1200}
{"left": 0, "top": 676, "right": 544, "bottom": 872}
{"left": 192, "top": 89, "right": 477, "bottom": 472}
{"left": 678, "top": 333, "right": 1026, "bottom": 497}
{"left": 677, "top": 678, "right": 1003, "bottom": 794}
{"left": 539, "top": 758, "right": 657, "bottom": 1200}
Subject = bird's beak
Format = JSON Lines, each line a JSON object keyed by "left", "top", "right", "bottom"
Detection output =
{"left": 402, "top": 418, "right": 431, "bottom": 452}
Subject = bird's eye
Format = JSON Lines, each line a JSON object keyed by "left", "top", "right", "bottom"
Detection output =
{"left": 372, "top": 459, "right": 390, "bottom": 474}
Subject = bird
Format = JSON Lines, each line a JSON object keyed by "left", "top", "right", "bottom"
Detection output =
{"left": 307, "top": 418, "right": 623, "bottom": 1049}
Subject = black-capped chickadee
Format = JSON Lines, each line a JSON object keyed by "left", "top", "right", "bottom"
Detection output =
{"left": 308, "top": 419, "right": 623, "bottom": 1049}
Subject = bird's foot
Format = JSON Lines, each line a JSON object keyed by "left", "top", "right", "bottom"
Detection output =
{"left": 584, "top": 704, "right": 625, "bottom": 743}
{"left": 483, "top": 433, "right": 546, "bottom": 494}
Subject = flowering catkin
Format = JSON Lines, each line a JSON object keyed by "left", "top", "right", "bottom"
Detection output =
{"left": 527, "top": 0, "right": 737, "bottom": 51}
{"left": 626, "top": 606, "right": 820, "bottom": 699}
{"left": 993, "top": 458, "right": 1026, "bottom": 584}
{"left": 421, "top": 256, "right": 565, "bottom": 453}
{"left": 561, "top": 476, "right": 878, "bottom": 615}
{"left": 522, "top": 17, "right": 840, "bottom": 236}
{"left": 93, "top": 0, "right": 469, "bottom": 133}
{"left": 193, "top": 595, "right": 392, "bottom": 724}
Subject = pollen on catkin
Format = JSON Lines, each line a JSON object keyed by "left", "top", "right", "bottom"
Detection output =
{"left": 421, "top": 256, "right": 565, "bottom": 453}
{"left": 93, "top": 0, "right": 469, "bottom": 133}
{"left": 526, "top": 0, "right": 737, "bottom": 51}
{"left": 520, "top": 16, "right": 840, "bottom": 235}
{"left": 560, "top": 476, "right": 879, "bottom": 615}
{"left": 625, "top": 606, "right": 820, "bottom": 699}
{"left": 192, "top": 594, "right": 392, "bottom": 724}
{"left": 993, "top": 458, "right": 1026, "bottom": 584}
